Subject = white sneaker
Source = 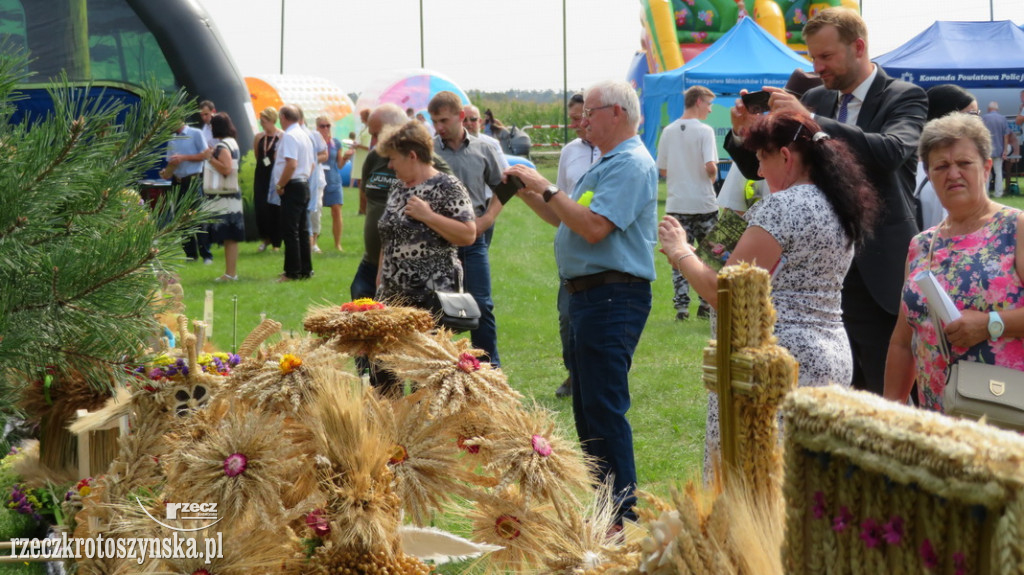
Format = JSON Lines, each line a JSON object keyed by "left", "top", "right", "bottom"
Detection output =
{"left": 203, "top": 258, "right": 213, "bottom": 265}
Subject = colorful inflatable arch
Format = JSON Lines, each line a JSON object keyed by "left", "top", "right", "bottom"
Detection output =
{"left": 640, "top": 0, "right": 858, "bottom": 73}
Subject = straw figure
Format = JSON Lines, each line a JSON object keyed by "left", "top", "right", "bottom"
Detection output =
{"left": 701, "top": 263, "right": 798, "bottom": 500}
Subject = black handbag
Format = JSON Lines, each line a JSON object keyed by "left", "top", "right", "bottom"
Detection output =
{"left": 431, "top": 290, "right": 480, "bottom": 333}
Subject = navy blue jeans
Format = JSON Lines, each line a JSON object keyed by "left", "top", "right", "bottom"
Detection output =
{"left": 458, "top": 228, "right": 500, "bottom": 366}
{"left": 567, "top": 281, "right": 651, "bottom": 523}
{"left": 557, "top": 280, "right": 571, "bottom": 374}
{"left": 350, "top": 258, "right": 378, "bottom": 300}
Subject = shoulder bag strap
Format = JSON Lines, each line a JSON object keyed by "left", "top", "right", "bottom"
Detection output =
{"left": 925, "top": 231, "right": 954, "bottom": 365}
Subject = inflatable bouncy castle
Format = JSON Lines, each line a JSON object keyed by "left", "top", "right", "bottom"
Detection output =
{"left": 640, "top": 0, "right": 859, "bottom": 73}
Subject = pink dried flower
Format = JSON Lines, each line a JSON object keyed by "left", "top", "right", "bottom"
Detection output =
{"left": 812, "top": 491, "right": 827, "bottom": 519}
{"left": 223, "top": 453, "right": 248, "bottom": 477}
{"left": 457, "top": 352, "right": 480, "bottom": 373}
{"left": 882, "top": 516, "right": 904, "bottom": 545}
{"left": 832, "top": 506, "right": 853, "bottom": 532}
{"left": 306, "top": 509, "right": 331, "bottom": 538}
{"left": 531, "top": 434, "right": 553, "bottom": 457}
{"left": 953, "top": 551, "right": 967, "bottom": 575}
{"left": 920, "top": 539, "right": 939, "bottom": 568}
{"left": 859, "top": 518, "right": 883, "bottom": 548}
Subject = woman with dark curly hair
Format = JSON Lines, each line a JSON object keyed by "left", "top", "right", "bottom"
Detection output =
{"left": 658, "top": 110, "right": 879, "bottom": 479}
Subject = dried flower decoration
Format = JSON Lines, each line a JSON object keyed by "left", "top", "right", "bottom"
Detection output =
{"left": 882, "top": 515, "right": 904, "bottom": 545}
{"left": 306, "top": 509, "right": 331, "bottom": 538}
{"left": 495, "top": 514, "right": 522, "bottom": 540}
{"left": 859, "top": 517, "right": 882, "bottom": 548}
{"left": 279, "top": 354, "right": 302, "bottom": 374}
{"left": 812, "top": 491, "right": 827, "bottom": 519}
{"left": 920, "top": 538, "right": 940, "bottom": 568}
{"left": 223, "top": 453, "right": 248, "bottom": 477}
{"left": 457, "top": 352, "right": 481, "bottom": 373}
{"left": 341, "top": 298, "right": 386, "bottom": 312}
{"left": 833, "top": 506, "right": 853, "bottom": 533}
{"left": 531, "top": 435, "right": 553, "bottom": 457}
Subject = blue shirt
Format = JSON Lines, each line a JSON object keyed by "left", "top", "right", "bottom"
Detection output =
{"left": 555, "top": 135, "right": 658, "bottom": 281}
{"left": 166, "top": 125, "right": 207, "bottom": 178}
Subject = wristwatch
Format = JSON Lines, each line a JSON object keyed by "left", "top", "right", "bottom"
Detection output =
{"left": 988, "top": 311, "right": 1005, "bottom": 341}
{"left": 542, "top": 185, "right": 560, "bottom": 203}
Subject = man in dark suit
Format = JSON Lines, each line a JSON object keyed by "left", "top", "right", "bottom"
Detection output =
{"left": 725, "top": 7, "right": 927, "bottom": 395}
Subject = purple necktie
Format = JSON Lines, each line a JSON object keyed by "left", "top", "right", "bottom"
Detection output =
{"left": 837, "top": 93, "right": 854, "bottom": 124}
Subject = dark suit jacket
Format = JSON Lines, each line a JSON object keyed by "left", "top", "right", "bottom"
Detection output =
{"left": 725, "top": 66, "right": 927, "bottom": 316}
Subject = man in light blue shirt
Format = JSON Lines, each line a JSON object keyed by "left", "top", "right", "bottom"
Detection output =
{"left": 508, "top": 80, "right": 657, "bottom": 527}
{"left": 160, "top": 122, "right": 213, "bottom": 263}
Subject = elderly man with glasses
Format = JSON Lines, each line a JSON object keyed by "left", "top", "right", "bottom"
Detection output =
{"left": 507, "top": 80, "right": 658, "bottom": 529}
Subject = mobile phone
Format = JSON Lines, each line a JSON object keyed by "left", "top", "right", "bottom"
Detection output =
{"left": 741, "top": 91, "right": 772, "bottom": 115}
{"left": 492, "top": 175, "right": 524, "bottom": 205}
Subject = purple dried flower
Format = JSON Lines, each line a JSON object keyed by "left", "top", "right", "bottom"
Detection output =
{"left": 833, "top": 506, "right": 854, "bottom": 533}
{"left": 812, "top": 491, "right": 827, "bottom": 519}
{"left": 920, "top": 539, "right": 939, "bottom": 568}
{"left": 882, "top": 516, "right": 904, "bottom": 545}
{"left": 859, "top": 518, "right": 883, "bottom": 548}
{"left": 228, "top": 354, "right": 241, "bottom": 366}
{"left": 952, "top": 551, "right": 967, "bottom": 575}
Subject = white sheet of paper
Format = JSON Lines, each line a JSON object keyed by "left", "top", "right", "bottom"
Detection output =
{"left": 913, "top": 270, "right": 962, "bottom": 324}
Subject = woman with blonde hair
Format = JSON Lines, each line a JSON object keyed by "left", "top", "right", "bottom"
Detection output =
{"left": 253, "top": 107, "right": 281, "bottom": 252}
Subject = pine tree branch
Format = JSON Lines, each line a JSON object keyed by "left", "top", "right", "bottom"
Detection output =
{"left": 26, "top": 116, "right": 84, "bottom": 191}
{"left": 39, "top": 345, "right": 135, "bottom": 373}
{"left": 112, "top": 112, "right": 166, "bottom": 171}
{"left": 11, "top": 248, "right": 157, "bottom": 313}
{"left": 0, "top": 215, "right": 27, "bottom": 239}
{"left": 57, "top": 248, "right": 158, "bottom": 308}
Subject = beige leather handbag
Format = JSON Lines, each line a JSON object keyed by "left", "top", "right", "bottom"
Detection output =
{"left": 944, "top": 361, "right": 1024, "bottom": 431}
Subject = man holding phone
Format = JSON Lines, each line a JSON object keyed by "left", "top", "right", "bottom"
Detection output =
{"left": 725, "top": 7, "right": 926, "bottom": 396}
{"left": 508, "top": 80, "right": 657, "bottom": 528}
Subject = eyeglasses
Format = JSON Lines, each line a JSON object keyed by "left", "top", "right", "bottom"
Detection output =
{"left": 582, "top": 104, "right": 615, "bottom": 119}
{"left": 317, "top": 124, "right": 330, "bottom": 128}
{"left": 966, "top": 110, "right": 981, "bottom": 116}
{"left": 464, "top": 117, "right": 480, "bottom": 122}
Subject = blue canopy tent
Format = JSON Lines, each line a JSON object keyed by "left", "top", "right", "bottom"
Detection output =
{"left": 641, "top": 17, "right": 812, "bottom": 157}
{"left": 875, "top": 21, "right": 1024, "bottom": 89}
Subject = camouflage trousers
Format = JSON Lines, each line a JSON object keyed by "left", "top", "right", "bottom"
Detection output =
{"left": 667, "top": 211, "right": 718, "bottom": 316}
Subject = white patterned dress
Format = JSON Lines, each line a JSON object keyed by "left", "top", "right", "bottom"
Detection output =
{"left": 704, "top": 183, "right": 854, "bottom": 480}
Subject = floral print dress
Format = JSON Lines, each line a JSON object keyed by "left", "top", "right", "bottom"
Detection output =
{"left": 704, "top": 184, "right": 854, "bottom": 480}
{"left": 902, "top": 206, "right": 1024, "bottom": 411}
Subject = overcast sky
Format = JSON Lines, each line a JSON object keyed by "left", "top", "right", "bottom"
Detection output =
{"left": 198, "top": 0, "right": 1024, "bottom": 94}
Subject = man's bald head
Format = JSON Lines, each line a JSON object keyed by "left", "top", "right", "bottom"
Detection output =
{"left": 368, "top": 103, "right": 408, "bottom": 138}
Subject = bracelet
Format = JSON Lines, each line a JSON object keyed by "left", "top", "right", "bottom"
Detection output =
{"left": 674, "top": 252, "right": 695, "bottom": 268}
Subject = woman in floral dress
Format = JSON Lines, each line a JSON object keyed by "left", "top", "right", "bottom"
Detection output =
{"left": 885, "top": 112, "right": 1024, "bottom": 411}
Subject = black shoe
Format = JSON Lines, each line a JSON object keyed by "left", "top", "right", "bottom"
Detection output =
{"left": 555, "top": 378, "right": 571, "bottom": 398}
{"left": 676, "top": 311, "right": 689, "bottom": 321}
{"left": 697, "top": 306, "right": 711, "bottom": 320}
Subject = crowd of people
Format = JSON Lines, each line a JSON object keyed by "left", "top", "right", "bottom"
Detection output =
{"left": 162, "top": 5, "right": 1024, "bottom": 530}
